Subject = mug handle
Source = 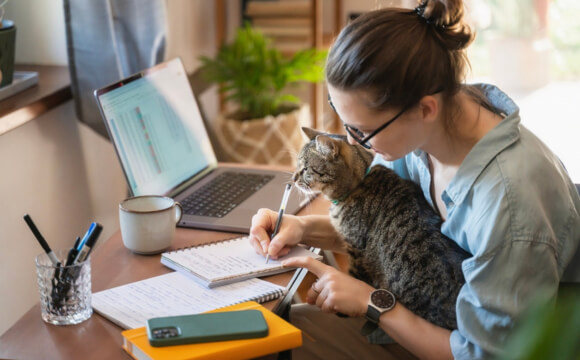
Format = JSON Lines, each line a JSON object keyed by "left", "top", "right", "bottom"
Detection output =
{"left": 174, "top": 201, "right": 183, "bottom": 224}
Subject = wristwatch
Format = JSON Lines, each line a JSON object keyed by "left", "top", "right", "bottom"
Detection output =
{"left": 361, "top": 289, "right": 396, "bottom": 335}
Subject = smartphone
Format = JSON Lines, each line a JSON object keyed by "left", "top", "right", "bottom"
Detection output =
{"left": 146, "top": 310, "right": 269, "bottom": 347}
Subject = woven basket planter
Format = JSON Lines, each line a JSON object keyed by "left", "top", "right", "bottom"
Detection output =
{"left": 215, "top": 104, "right": 309, "bottom": 167}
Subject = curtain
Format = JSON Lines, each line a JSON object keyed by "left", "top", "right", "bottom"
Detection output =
{"left": 63, "top": 0, "right": 167, "bottom": 138}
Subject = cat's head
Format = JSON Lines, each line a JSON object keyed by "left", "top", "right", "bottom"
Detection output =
{"left": 293, "top": 127, "right": 374, "bottom": 201}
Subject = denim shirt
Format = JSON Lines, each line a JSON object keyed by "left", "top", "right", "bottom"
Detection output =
{"left": 373, "top": 84, "right": 580, "bottom": 359}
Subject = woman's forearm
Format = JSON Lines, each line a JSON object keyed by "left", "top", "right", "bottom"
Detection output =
{"left": 298, "top": 215, "right": 347, "bottom": 253}
{"left": 380, "top": 303, "right": 453, "bottom": 360}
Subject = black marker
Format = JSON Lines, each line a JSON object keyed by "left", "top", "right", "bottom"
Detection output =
{"left": 73, "top": 223, "right": 103, "bottom": 264}
{"left": 64, "top": 237, "right": 81, "bottom": 267}
{"left": 23, "top": 214, "right": 60, "bottom": 266}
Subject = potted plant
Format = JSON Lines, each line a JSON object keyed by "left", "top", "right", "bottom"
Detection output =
{"left": 199, "top": 24, "right": 327, "bottom": 166}
{"left": 0, "top": 0, "right": 16, "bottom": 87}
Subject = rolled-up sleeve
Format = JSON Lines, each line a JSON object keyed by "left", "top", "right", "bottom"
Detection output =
{"left": 451, "top": 240, "right": 560, "bottom": 359}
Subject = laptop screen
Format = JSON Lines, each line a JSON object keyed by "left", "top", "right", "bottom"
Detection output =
{"left": 96, "top": 58, "right": 216, "bottom": 196}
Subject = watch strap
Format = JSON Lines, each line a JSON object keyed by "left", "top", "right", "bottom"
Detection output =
{"left": 360, "top": 320, "right": 378, "bottom": 336}
{"left": 366, "top": 304, "right": 382, "bottom": 324}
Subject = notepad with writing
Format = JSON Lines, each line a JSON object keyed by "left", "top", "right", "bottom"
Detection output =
{"left": 121, "top": 301, "right": 302, "bottom": 360}
{"left": 160, "top": 236, "right": 322, "bottom": 288}
{"left": 92, "top": 272, "right": 286, "bottom": 329}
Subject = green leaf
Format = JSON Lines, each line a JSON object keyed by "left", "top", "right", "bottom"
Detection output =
{"left": 497, "top": 290, "right": 580, "bottom": 360}
{"left": 198, "top": 23, "right": 326, "bottom": 120}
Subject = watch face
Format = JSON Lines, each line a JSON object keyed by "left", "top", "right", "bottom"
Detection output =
{"left": 371, "top": 289, "right": 395, "bottom": 310}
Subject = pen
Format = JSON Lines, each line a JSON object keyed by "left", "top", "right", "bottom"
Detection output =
{"left": 23, "top": 214, "right": 60, "bottom": 267}
{"left": 73, "top": 236, "right": 81, "bottom": 250}
{"left": 64, "top": 237, "right": 81, "bottom": 267}
{"left": 76, "top": 222, "right": 97, "bottom": 251}
{"left": 266, "top": 184, "right": 292, "bottom": 264}
{"left": 73, "top": 223, "right": 103, "bottom": 264}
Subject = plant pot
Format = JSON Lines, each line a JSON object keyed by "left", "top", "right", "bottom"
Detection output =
{"left": 216, "top": 104, "right": 310, "bottom": 166}
{"left": 0, "top": 19, "right": 16, "bottom": 87}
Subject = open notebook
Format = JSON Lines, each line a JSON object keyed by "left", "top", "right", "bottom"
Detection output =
{"left": 92, "top": 272, "right": 286, "bottom": 329}
{"left": 160, "top": 236, "right": 322, "bottom": 288}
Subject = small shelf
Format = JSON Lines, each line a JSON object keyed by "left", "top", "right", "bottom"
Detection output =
{"left": 0, "top": 64, "right": 71, "bottom": 136}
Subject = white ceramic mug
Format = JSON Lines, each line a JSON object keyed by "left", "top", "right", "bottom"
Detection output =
{"left": 119, "top": 195, "right": 183, "bottom": 254}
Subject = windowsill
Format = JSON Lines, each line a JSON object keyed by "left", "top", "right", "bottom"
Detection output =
{"left": 0, "top": 64, "right": 72, "bottom": 136}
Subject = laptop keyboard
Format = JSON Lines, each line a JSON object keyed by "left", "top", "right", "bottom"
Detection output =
{"left": 181, "top": 172, "right": 275, "bottom": 218}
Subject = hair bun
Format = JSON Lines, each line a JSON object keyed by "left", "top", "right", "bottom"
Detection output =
{"left": 415, "top": 0, "right": 473, "bottom": 50}
{"left": 416, "top": 0, "right": 463, "bottom": 27}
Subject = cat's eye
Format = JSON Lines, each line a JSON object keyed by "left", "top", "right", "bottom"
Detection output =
{"left": 310, "top": 168, "right": 325, "bottom": 177}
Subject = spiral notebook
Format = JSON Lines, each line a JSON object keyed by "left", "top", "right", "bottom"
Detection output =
{"left": 161, "top": 236, "right": 323, "bottom": 288}
{"left": 92, "top": 272, "right": 286, "bottom": 329}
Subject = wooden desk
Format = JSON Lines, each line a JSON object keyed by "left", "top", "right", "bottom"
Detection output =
{"left": 0, "top": 195, "right": 329, "bottom": 360}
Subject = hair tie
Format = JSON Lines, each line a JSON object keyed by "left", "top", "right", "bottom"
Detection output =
{"left": 414, "top": 2, "right": 446, "bottom": 29}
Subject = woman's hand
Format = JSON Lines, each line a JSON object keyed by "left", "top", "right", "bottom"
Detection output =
{"left": 283, "top": 256, "right": 374, "bottom": 317}
{"left": 249, "top": 208, "right": 305, "bottom": 259}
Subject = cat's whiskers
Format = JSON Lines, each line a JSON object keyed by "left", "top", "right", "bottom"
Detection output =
{"left": 279, "top": 148, "right": 300, "bottom": 168}
{"left": 293, "top": 182, "right": 319, "bottom": 202}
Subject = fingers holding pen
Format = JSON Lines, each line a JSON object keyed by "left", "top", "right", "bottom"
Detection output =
{"left": 249, "top": 208, "right": 276, "bottom": 257}
{"left": 249, "top": 208, "right": 300, "bottom": 259}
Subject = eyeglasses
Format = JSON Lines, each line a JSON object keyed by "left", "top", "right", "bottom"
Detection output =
{"left": 328, "top": 94, "right": 408, "bottom": 150}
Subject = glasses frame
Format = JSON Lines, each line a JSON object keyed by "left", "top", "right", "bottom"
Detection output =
{"left": 328, "top": 94, "right": 408, "bottom": 149}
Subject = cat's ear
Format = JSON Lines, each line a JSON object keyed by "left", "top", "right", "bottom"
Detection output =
{"left": 302, "top": 127, "right": 325, "bottom": 140}
{"left": 315, "top": 135, "right": 340, "bottom": 159}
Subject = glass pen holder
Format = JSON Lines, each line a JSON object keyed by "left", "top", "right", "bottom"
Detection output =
{"left": 35, "top": 249, "right": 92, "bottom": 325}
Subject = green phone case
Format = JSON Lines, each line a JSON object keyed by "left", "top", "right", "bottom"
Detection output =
{"left": 146, "top": 310, "right": 269, "bottom": 347}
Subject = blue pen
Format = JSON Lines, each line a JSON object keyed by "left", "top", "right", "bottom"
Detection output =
{"left": 77, "top": 222, "right": 97, "bottom": 251}
{"left": 74, "top": 223, "right": 103, "bottom": 264}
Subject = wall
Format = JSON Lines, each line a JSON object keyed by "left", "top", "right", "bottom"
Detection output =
{"left": 4, "top": 0, "right": 68, "bottom": 65}
{"left": 0, "top": 103, "right": 127, "bottom": 335}
{"left": 0, "top": 0, "right": 218, "bottom": 335}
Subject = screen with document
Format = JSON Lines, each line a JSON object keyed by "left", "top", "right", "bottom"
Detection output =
{"left": 97, "top": 60, "right": 215, "bottom": 196}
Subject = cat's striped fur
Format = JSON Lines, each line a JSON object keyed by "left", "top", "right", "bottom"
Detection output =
{"left": 293, "top": 127, "right": 470, "bottom": 330}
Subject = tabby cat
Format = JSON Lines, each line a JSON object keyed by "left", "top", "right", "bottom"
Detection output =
{"left": 293, "top": 127, "right": 470, "bottom": 330}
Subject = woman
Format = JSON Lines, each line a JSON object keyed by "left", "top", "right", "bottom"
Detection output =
{"left": 249, "top": 0, "right": 580, "bottom": 358}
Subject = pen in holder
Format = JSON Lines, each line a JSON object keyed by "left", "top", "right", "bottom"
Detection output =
{"left": 35, "top": 249, "right": 92, "bottom": 325}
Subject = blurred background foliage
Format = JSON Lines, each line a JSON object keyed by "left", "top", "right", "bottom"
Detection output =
{"left": 497, "top": 285, "right": 580, "bottom": 360}
{"left": 467, "top": 0, "right": 580, "bottom": 81}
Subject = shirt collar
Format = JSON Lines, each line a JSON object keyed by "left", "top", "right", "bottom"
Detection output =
{"left": 445, "top": 84, "right": 521, "bottom": 206}
{"left": 413, "top": 84, "right": 521, "bottom": 206}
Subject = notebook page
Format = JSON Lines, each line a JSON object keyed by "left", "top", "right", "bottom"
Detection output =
{"left": 161, "top": 236, "right": 320, "bottom": 282}
{"left": 92, "top": 272, "right": 285, "bottom": 329}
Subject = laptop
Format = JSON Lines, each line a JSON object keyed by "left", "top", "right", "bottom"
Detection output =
{"left": 94, "top": 57, "right": 308, "bottom": 233}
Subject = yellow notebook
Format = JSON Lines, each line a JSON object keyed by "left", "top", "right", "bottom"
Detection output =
{"left": 121, "top": 301, "right": 302, "bottom": 360}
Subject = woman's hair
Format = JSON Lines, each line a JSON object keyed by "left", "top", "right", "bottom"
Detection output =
{"left": 326, "top": 0, "right": 474, "bottom": 117}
